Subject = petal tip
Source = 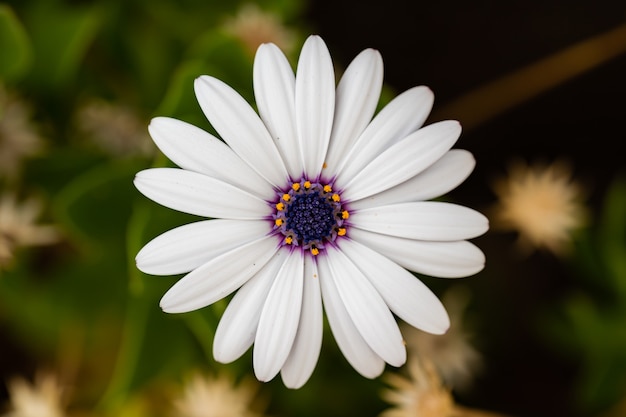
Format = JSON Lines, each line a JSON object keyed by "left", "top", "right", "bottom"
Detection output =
{"left": 253, "top": 365, "right": 277, "bottom": 383}
{"left": 431, "top": 314, "right": 451, "bottom": 335}
{"left": 255, "top": 42, "right": 278, "bottom": 57}
{"left": 148, "top": 117, "right": 161, "bottom": 128}
{"left": 159, "top": 292, "right": 181, "bottom": 314}
{"left": 160, "top": 305, "right": 175, "bottom": 314}
{"left": 134, "top": 253, "right": 145, "bottom": 269}
{"left": 281, "top": 374, "right": 307, "bottom": 390}
{"left": 413, "top": 85, "right": 435, "bottom": 99}
{"left": 132, "top": 172, "right": 145, "bottom": 188}
{"left": 302, "top": 34, "right": 328, "bottom": 52}
{"left": 360, "top": 47, "right": 382, "bottom": 59}
{"left": 193, "top": 75, "right": 214, "bottom": 92}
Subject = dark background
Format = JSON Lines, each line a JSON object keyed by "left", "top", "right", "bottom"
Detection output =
{"left": 1, "top": 1, "right": 624, "bottom": 416}
{"left": 307, "top": 1, "right": 626, "bottom": 416}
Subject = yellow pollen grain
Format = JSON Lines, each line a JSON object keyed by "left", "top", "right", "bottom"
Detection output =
{"left": 332, "top": 194, "right": 340, "bottom": 202}
{"left": 292, "top": 183, "right": 300, "bottom": 191}
{"left": 304, "top": 181, "right": 311, "bottom": 189}
{"left": 282, "top": 193, "right": 291, "bottom": 201}
{"left": 311, "top": 247, "right": 320, "bottom": 256}
{"left": 323, "top": 185, "right": 332, "bottom": 193}
{"left": 323, "top": 162, "right": 328, "bottom": 169}
{"left": 342, "top": 210, "right": 350, "bottom": 219}
{"left": 285, "top": 236, "right": 293, "bottom": 244}
{"left": 338, "top": 228, "right": 346, "bottom": 236}
{"left": 275, "top": 218, "right": 283, "bottom": 226}
{"left": 276, "top": 202, "right": 285, "bottom": 211}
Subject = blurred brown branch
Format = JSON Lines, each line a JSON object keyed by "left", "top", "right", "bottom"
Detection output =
{"left": 433, "top": 23, "right": 626, "bottom": 130}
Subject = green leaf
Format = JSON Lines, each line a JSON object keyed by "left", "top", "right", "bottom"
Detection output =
{"left": 155, "top": 59, "right": 210, "bottom": 123}
{"left": 186, "top": 31, "right": 253, "bottom": 95}
{"left": 24, "top": 3, "right": 102, "bottom": 89}
{"left": 52, "top": 159, "right": 143, "bottom": 246}
{"left": 155, "top": 31, "right": 254, "bottom": 122}
{"left": 0, "top": 4, "right": 32, "bottom": 80}
{"left": 598, "top": 176, "right": 626, "bottom": 296}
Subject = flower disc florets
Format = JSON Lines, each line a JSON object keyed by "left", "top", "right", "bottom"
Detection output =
{"left": 272, "top": 179, "right": 349, "bottom": 255}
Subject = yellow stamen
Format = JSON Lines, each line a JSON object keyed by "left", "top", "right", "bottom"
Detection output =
{"left": 292, "top": 183, "right": 300, "bottom": 191}
{"left": 337, "top": 228, "right": 346, "bottom": 236}
{"left": 304, "top": 181, "right": 311, "bottom": 189}
{"left": 285, "top": 236, "right": 293, "bottom": 244}
{"left": 282, "top": 193, "right": 291, "bottom": 201}
{"left": 323, "top": 185, "right": 332, "bottom": 193}
{"left": 311, "top": 247, "right": 319, "bottom": 256}
{"left": 276, "top": 202, "right": 285, "bottom": 211}
{"left": 342, "top": 210, "right": 350, "bottom": 219}
{"left": 332, "top": 194, "right": 340, "bottom": 202}
{"left": 275, "top": 218, "right": 283, "bottom": 226}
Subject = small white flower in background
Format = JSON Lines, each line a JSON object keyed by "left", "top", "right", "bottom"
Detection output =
{"left": 134, "top": 35, "right": 488, "bottom": 388}
{"left": 74, "top": 98, "right": 154, "bottom": 157}
{"left": 173, "top": 372, "right": 264, "bottom": 417}
{"left": 0, "top": 193, "right": 59, "bottom": 269}
{"left": 2, "top": 373, "right": 66, "bottom": 417}
{"left": 380, "top": 357, "right": 510, "bottom": 417}
{"left": 223, "top": 3, "right": 296, "bottom": 56}
{"left": 403, "top": 286, "right": 482, "bottom": 391}
{"left": 0, "top": 85, "right": 46, "bottom": 182}
{"left": 490, "top": 159, "right": 586, "bottom": 255}
{"left": 380, "top": 357, "right": 454, "bottom": 417}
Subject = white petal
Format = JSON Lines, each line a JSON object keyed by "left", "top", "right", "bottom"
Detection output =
{"left": 253, "top": 43, "right": 302, "bottom": 179}
{"left": 254, "top": 250, "right": 304, "bottom": 382}
{"left": 136, "top": 219, "right": 269, "bottom": 276}
{"left": 324, "top": 248, "right": 406, "bottom": 367}
{"left": 281, "top": 256, "right": 323, "bottom": 388}
{"left": 351, "top": 202, "right": 489, "bottom": 241}
{"left": 334, "top": 86, "right": 434, "bottom": 183}
{"left": 194, "top": 76, "right": 289, "bottom": 187}
{"left": 134, "top": 168, "right": 272, "bottom": 219}
{"left": 340, "top": 121, "right": 462, "bottom": 202}
{"left": 349, "top": 227, "right": 486, "bottom": 278}
{"left": 159, "top": 235, "right": 278, "bottom": 313}
{"left": 148, "top": 117, "right": 274, "bottom": 200}
{"left": 317, "top": 256, "right": 385, "bottom": 378}
{"left": 338, "top": 238, "right": 449, "bottom": 334}
{"left": 349, "top": 150, "right": 476, "bottom": 210}
{"left": 323, "top": 49, "right": 383, "bottom": 175}
{"left": 213, "top": 248, "right": 289, "bottom": 363}
{"left": 295, "top": 35, "right": 335, "bottom": 179}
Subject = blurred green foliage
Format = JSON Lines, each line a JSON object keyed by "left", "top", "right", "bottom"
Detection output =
{"left": 0, "top": 4, "right": 32, "bottom": 80}
{"left": 0, "top": 0, "right": 322, "bottom": 415}
{"left": 543, "top": 175, "right": 626, "bottom": 415}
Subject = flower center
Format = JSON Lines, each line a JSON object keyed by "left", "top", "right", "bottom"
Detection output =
{"left": 272, "top": 179, "right": 349, "bottom": 255}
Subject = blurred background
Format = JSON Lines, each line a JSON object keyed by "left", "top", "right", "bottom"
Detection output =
{"left": 1, "top": 0, "right": 625, "bottom": 416}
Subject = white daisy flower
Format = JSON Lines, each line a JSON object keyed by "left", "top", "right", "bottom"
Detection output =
{"left": 134, "top": 35, "right": 488, "bottom": 389}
